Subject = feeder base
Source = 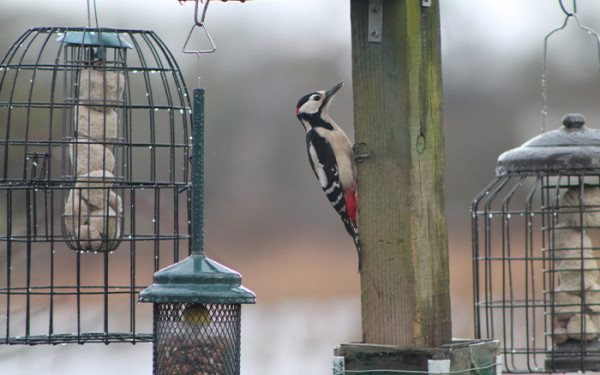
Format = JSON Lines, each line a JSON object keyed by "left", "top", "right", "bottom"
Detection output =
{"left": 334, "top": 339, "right": 499, "bottom": 374}
{"left": 546, "top": 339, "right": 600, "bottom": 372}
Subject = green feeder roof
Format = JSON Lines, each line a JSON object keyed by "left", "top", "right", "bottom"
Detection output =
{"left": 138, "top": 254, "right": 256, "bottom": 304}
{"left": 58, "top": 31, "right": 132, "bottom": 49}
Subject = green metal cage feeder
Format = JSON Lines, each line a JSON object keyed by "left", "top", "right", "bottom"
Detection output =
{"left": 0, "top": 26, "right": 195, "bottom": 345}
{"left": 472, "top": 114, "right": 600, "bottom": 373}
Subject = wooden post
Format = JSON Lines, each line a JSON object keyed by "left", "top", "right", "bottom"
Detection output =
{"left": 351, "top": 0, "right": 451, "bottom": 347}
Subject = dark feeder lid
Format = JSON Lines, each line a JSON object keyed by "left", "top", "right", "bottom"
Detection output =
{"left": 496, "top": 114, "right": 600, "bottom": 176}
{"left": 138, "top": 254, "right": 256, "bottom": 304}
{"left": 57, "top": 31, "right": 133, "bottom": 49}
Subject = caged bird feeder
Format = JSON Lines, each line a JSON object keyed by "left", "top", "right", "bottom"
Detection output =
{"left": 472, "top": 3, "right": 600, "bottom": 372}
{"left": 0, "top": 26, "right": 194, "bottom": 344}
{"left": 472, "top": 113, "right": 600, "bottom": 373}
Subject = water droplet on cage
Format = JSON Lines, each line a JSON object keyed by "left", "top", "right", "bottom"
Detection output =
{"left": 154, "top": 108, "right": 159, "bottom": 112}
{"left": 188, "top": 109, "right": 192, "bottom": 115}
{"left": 29, "top": 79, "right": 33, "bottom": 84}
{"left": 151, "top": 70, "right": 156, "bottom": 74}
{"left": 128, "top": 235, "right": 133, "bottom": 239}
{"left": 146, "top": 92, "right": 149, "bottom": 97}
{"left": 152, "top": 218, "right": 156, "bottom": 223}
{"left": 149, "top": 146, "right": 153, "bottom": 150}
{"left": 488, "top": 213, "right": 493, "bottom": 219}
{"left": 506, "top": 213, "right": 511, "bottom": 219}
{"left": 132, "top": 70, "right": 138, "bottom": 74}
{"left": 179, "top": 109, "right": 184, "bottom": 114}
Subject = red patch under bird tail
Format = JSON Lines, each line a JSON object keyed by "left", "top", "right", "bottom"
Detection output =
{"left": 345, "top": 184, "right": 358, "bottom": 228}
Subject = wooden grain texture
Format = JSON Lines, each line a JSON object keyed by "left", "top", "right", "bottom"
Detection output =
{"left": 350, "top": 0, "right": 451, "bottom": 347}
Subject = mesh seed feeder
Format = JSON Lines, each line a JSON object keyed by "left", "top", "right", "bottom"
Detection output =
{"left": 138, "top": 253, "right": 255, "bottom": 375}
{"left": 138, "top": 2, "right": 255, "bottom": 375}
{"left": 472, "top": 114, "right": 600, "bottom": 373}
{"left": 139, "top": 88, "right": 256, "bottom": 375}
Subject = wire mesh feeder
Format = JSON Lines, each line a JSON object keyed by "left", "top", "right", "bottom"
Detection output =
{"left": 154, "top": 303, "right": 241, "bottom": 375}
{"left": 472, "top": 114, "right": 600, "bottom": 373}
{"left": 0, "top": 27, "right": 192, "bottom": 344}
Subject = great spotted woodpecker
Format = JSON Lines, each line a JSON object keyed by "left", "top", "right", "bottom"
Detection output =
{"left": 295, "top": 82, "right": 361, "bottom": 271}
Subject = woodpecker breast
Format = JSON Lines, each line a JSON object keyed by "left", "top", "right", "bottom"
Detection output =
{"left": 314, "top": 125, "right": 355, "bottom": 191}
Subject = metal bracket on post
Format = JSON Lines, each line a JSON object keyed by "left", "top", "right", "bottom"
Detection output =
{"left": 421, "top": 0, "right": 431, "bottom": 7}
{"left": 368, "top": 0, "right": 382, "bottom": 43}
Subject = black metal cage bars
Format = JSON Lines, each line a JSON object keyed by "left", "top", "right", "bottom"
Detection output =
{"left": 0, "top": 27, "right": 193, "bottom": 344}
{"left": 473, "top": 173, "right": 600, "bottom": 373}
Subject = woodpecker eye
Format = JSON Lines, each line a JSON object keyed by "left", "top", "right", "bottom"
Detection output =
{"left": 312, "top": 95, "right": 321, "bottom": 101}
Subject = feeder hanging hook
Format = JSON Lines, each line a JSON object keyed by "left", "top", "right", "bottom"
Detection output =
{"left": 183, "top": 0, "right": 216, "bottom": 55}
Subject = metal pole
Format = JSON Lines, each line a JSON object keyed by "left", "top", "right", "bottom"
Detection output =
{"left": 191, "top": 88, "right": 205, "bottom": 255}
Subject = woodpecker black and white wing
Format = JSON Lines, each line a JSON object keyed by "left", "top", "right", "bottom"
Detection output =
{"left": 307, "top": 130, "right": 343, "bottom": 212}
{"left": 306, "top": 129, "right": 360, "bottom": 258}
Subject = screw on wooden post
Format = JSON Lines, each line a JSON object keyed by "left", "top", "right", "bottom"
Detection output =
{"left": 350, "top": 0, "right": 451, "bottom": 347}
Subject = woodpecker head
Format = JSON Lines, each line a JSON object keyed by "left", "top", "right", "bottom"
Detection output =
{"left": 296, "top": 82, "right": 343, "bottom": 131}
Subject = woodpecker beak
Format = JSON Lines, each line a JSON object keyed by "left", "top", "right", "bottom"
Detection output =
{"left": 324, "top": 82, "right": 343, "bottom": 103}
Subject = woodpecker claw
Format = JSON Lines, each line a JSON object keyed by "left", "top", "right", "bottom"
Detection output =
{"left": 353, "top": 142, "right": 371, "bottom": 163}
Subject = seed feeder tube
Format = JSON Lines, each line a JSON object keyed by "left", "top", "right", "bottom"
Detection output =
{"left": 139, "top": 89, "right": 255, "bottom": 375}
{"left": 59, "top": 30, "right": 131, "bottom": 253}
